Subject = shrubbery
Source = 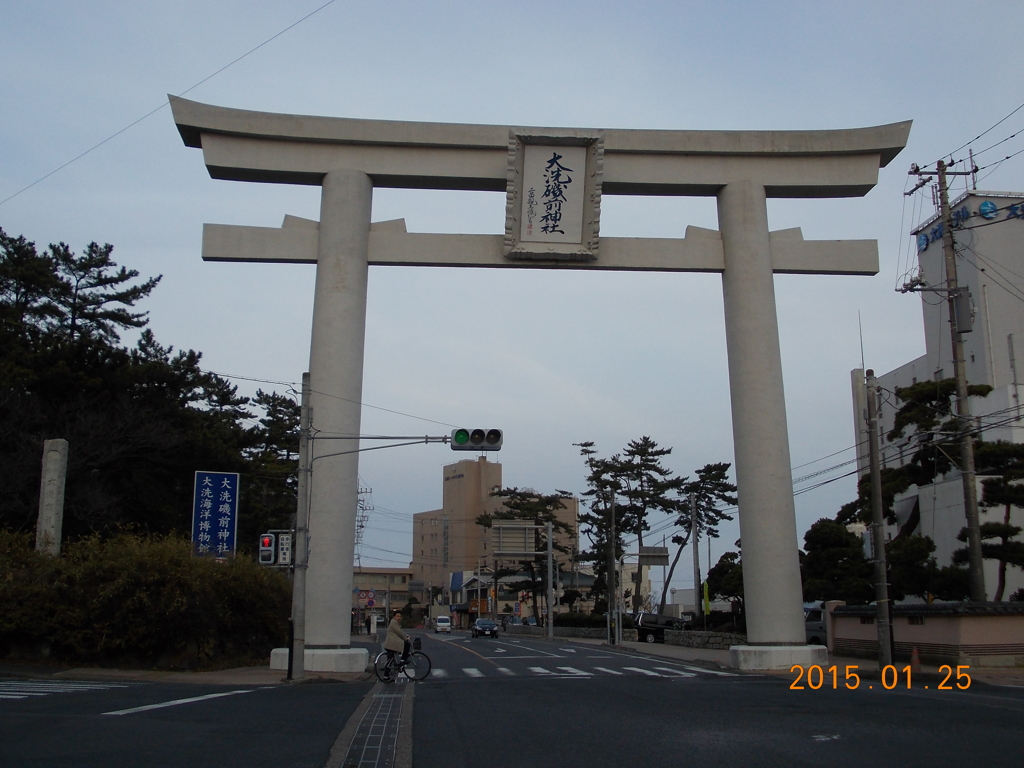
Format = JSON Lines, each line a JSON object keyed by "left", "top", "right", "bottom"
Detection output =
{"left": 0, "top": 531, "right": 290, "bottom": 668}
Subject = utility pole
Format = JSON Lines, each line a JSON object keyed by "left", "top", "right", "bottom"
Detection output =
{"left": 909, "top": 160, "right": 986, "bottom": 602}
{"left": 546, "top": 520, "right": 554, "bottom": 640}
{"left": 690, "top": 492, "right": 701, "bottom": 628}
{"left": 866, "top": 370, "right": 893, "bottom": 666}
{"left": 290, "top": 373, "right": 311, "bottom": 680}
{"left": 607, "top": 494, "right": 616, "bottom": 645}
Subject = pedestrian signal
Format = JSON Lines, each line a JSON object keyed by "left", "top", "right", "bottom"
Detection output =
{"left": 259, "top": 533, "right": 276, "bottom": 565}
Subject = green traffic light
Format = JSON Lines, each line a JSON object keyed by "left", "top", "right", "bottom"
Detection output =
{"left": 453, "top": 428, "right": 470, "bottom": 446}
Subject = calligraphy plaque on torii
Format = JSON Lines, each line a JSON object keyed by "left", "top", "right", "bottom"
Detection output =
{"left": 170, "top": 95, "right": 910, "bottom": 670}
{"left": 504, "top": 132, "right": 603, "bottom": 262}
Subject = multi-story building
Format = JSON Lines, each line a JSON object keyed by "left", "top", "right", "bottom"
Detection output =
{"left": 351, "top": 565, "right": 414, "bottom": 631}
{"left": 852, "top": 189, "right": 1024, "bottom": 600}
{"left": 409, "top": 456, "right": 580, "bottom": 617}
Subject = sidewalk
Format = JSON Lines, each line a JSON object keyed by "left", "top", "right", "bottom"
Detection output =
{"left": 557, "top": 636, "right": 1024, "bottom": 686}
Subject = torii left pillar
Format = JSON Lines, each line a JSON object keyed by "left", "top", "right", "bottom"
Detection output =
{"left": 300, "top": 169, "right": 372, "bottom": 672}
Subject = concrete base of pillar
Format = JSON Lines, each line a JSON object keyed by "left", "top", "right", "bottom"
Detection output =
{"left": 269, "top": 647, "right": 369, "bottom": 673}
{"left": 728, "top": 644, "right": 828, "bottom": 671}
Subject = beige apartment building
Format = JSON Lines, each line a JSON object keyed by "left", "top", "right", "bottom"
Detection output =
{"left": 409, "top": 457, "right": 579, "bottom": 609}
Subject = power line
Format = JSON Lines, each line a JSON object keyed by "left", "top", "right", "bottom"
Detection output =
{"left": 947, "top": 100, "right": 1024, "bottom": 159}
{"left": 0, "top": 0, "right": 340, "bottom": 208}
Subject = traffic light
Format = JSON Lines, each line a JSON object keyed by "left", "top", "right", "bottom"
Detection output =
{"left": 259, "top": 533, "right": 276, "bottom": 565}
{"left": 450, "top": 428, "right": 503, "bottom": 451}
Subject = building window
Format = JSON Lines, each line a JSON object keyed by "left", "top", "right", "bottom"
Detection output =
{"left": 860, "top": 616, "right": 875, "bottom": 625}
{"left": 908, "top": 616, "right": 924, "bottom": 626}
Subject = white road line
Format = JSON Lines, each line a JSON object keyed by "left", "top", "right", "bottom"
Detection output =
{"left": 655, "top": 667, "right": 696, "bottom": 678}
{"left": 496, "top": 668, "right": 515, "bottom": 676}
{"left": 490, "top": 655, "right": 564, "bottom": 660}
{"left": 463, "top": 668, "right": 484, "bottom": 678}
{"left": 559, "top": 648, "right": 577, "bottom": 653}
{"left": 102, "top": 689, "right": 254, "bottom": 716}
{"left": 528, "top": 667, "right": 555, "bottom": 675}
{"left": 624, "top": 667, "right": 662, "bottom": 677}
{"left": 0, "top": 680, "right": 135, "bottom": 700}
{"left": 679, "top": 665, "right": 737, "bottom": 677}
{"left": 493, "top": 648, "right": 507, "bottom": 653}
{"left": 556, "top": 667, "right": 592, "bottom": 676}
{"left": 593, "top": 667, "right": 623, "bottom": 676}
{"left": 430, "top": 669, "right": 448, "bottom": 678}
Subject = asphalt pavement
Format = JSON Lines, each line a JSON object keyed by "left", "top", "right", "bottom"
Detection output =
{"left": 4, "top": 632, "right": 1023, "bottom": 767}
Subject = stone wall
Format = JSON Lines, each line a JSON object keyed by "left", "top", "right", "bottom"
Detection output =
{"left": 664, "top": 629, "right": 746, "bottom": 650}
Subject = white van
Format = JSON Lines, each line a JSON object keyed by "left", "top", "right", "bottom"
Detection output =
{"left": 804, "top": 602, "right": 826, "bottom": 645}
{"left": 434, "top": 616, "right": 451, "bottom": 634}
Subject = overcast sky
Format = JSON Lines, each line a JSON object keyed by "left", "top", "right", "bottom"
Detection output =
{"left": 3, "top": 1, "right": 1023, "bottom": 601}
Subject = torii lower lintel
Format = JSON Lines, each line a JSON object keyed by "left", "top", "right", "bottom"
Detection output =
{"left": 172, "top": 99, "right": 910, "bottom": 671}
{"left": 202, "top": 219, "right": 880, "bottom": 276}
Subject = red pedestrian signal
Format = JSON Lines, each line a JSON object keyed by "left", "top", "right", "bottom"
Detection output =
{"left": 259, "top": 533, "right": 276, "bottom": 565}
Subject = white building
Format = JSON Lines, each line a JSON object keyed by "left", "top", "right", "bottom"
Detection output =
{"left": 852, "top": 189, "right": 1024, "bottom": 600}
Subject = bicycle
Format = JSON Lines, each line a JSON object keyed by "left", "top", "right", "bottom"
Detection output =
{"left": 374, "top": 646, "right": 431, "bottom": 683}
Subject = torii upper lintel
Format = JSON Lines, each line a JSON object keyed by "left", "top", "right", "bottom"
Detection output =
{"left": 170, "top": 96, "right": 910, "bottom": 198}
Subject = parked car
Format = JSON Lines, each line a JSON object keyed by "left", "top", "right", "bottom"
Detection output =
{"left": 804, "top": 602, "right": 826, "bottom": 645}
{"left": 471, "top": 618, "right": 499, "bottom": 638}
{"left": 634, "top": 612, "right": 686, "bottom": 643}
{"left": 523, "top": 616, "right": 537, "bottom": 626}
{"left": 502, "top": 616, "right": 523, "bottom": 631}
{"left": 434, "top": 616, "right": 452, "bottom": 634}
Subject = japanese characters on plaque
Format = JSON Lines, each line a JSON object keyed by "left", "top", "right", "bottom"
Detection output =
{"left": 191, "top": 471, "right": 239, "bottom": 557}
{"left": 521, "top": 144, "right": 588, "bottom": 244}
{"left": 505, "top": 132, "right": 602, "bottom": 262}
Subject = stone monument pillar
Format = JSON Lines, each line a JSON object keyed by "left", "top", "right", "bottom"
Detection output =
{"left": 36, "top": 438, "right": 69, "bottom": 556}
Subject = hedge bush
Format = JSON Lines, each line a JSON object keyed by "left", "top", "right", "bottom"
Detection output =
{"left": 0, "top": 531, "right": 290, "bottom": 668}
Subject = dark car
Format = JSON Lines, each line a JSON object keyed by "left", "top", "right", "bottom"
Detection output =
{"left": 471, "top": 618, "right": 499, "bottom": 638}
{"left": 634, "top": 612, "right": 686, "bottom": 643}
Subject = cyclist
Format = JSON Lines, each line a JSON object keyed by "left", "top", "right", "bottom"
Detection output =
{"left": 383, "top": 609, "right": 410, "bottom": 665}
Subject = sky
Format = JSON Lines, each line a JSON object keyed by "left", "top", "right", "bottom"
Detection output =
{"left": 3, "top": 1, "right": 1024, "bottom": 602}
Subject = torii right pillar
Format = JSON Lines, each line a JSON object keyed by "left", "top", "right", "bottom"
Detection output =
{"left": 719, "top": 180, "right": 810, "bottom": 668}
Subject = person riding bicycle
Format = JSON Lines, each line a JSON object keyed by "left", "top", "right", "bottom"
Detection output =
{"left": 383, "top": 609, "right": 410, "bottom": 664}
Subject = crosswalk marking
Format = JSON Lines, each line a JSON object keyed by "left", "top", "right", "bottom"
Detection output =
{"left": 556, "top": 667, "right": 592, "bottom": 676}
{"left": 655, "top": 667, "right": 696, "bottom": 678}
{"left": 0, "top": 679, "right": 135, "bottom": 701}
{"left": 624, "top": 667, "right": 662, "bottom": 677}
{"left": 419, "top": 663, "right": 736, "bottom": 681}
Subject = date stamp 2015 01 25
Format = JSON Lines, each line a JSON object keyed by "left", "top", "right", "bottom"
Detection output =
{"left": 789, "top": 664, "right": 972, "bottom": 691}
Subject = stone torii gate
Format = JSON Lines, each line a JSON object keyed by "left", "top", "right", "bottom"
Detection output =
{"left": 171, "top": 97, "right": 910, "bottom": 671}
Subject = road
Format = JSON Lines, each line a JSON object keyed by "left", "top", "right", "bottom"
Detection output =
{"left": 413, "top": 632, "right": 1024, "bottom": 768}
{"left": 0, "top": 674, "right": 373, "bottom": 767}
{"left": 3, "top": 632, "right": 1023, "bottom": 767}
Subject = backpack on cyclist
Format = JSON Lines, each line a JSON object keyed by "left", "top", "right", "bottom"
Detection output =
{"left": 412, "top": 636, "right": 422, "bottom": 650}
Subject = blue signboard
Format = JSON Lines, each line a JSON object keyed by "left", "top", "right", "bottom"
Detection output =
{"left": 191, "top": 471, "right": 240, "bottom": 557}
